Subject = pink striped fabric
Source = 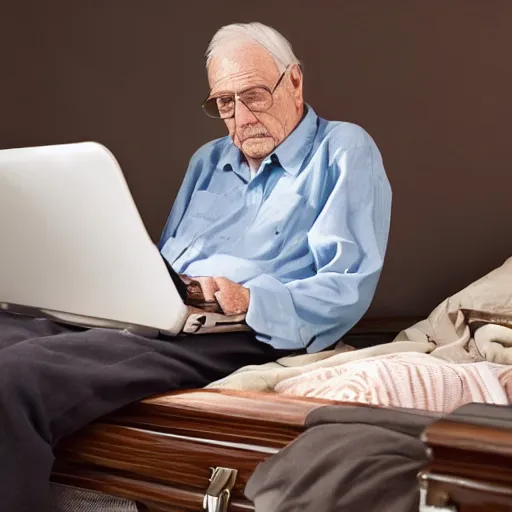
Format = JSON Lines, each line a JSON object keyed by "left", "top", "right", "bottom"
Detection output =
{"left": 274, "top": 352, "right": 511, "bottom": 413}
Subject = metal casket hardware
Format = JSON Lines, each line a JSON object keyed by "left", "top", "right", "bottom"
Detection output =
{"left": 202, "top": 467, "right": 238, "bottom": 512}
{"left": 418, "top": 472, "right": 458, "bottom": 512}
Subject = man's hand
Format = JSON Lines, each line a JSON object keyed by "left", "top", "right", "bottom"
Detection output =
{"left": 192, "top": 276, "right": 249, "bottom": 315}
{"left": 184, "top": 275, "right": 250, "bottom": 315}
{"left": 193, "top": 277, "right": 219, "bottom": 303}
{"left": 213, "top": 277, "right": 250, "bottom": 316}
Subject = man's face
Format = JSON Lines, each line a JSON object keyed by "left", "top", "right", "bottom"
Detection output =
{"left": 207, "top": 44, "right": 303, "bottom": 163}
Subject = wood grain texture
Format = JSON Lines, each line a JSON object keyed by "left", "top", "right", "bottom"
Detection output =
{"left": 55, "top": 422, "right": 269, "bottom": 497}
{"left": 53, "top": 390, "right": 339, "bottom": 510}
{"left": 424, "top": 418, "right": 512, "bottom": 455}
{"left": 421, "top": 410, "right": 512, "bottom": 511}
{"left": 422, "top": 419, "right": 512, "bottom": 486}
{"left": 109, "top": 389, "right": 334, "bottom": 448}
{"left": 52, "top": 463, "right": 254, "bottom": 511}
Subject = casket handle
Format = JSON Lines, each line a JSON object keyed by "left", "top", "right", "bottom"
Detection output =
{"left": 202, "top": 467, "right": 238, "bottom": 512}
{"left": 418, "top": 472, "right": 458, "bottom": 512}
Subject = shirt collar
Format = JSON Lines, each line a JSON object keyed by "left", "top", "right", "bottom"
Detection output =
{"left": 219, "top": 104, "right": 318, "bottom": 178}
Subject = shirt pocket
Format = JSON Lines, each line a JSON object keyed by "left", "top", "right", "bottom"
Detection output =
{"left": 182, "top": 189, "right": 241, "bottom": 238}
{"left": 185, "top": 190, "right": 227, "bottom": 222}
{"left": 164, "top": 190, "right": 231, "bottom": 263}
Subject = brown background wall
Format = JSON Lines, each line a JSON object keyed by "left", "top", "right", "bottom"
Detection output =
{"left": 1, "top": 0, "right": 511, "bottom": 318}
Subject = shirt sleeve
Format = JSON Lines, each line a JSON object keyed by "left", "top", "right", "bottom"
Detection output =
{"left": 244, "top": 141, "right": 392, "bottom": 352}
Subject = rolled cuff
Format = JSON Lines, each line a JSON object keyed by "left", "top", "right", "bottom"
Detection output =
{"left": 245, "top": 274, "right": 309, "bottom": 351}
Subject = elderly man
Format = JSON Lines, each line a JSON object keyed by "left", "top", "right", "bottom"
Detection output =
{"left": 0, "top": 22, "right": 391, "bottom": 511}
{"left": 161, "top": 23, "right": 391, "bottom": 350}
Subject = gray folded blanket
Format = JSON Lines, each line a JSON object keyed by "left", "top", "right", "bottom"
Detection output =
{"left": 245, "top": 406, "right": 438, "bottom": 512}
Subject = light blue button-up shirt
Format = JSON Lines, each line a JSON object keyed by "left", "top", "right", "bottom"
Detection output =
{"left": 159, "top": 105, "right": 392, "bottom": 353}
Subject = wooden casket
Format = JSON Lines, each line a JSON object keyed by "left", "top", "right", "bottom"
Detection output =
{"left": 52, "top": 389, "right": 334, "bottom": 511}
{"left": 51, "top": 318, "right": 512, "bottom": 511}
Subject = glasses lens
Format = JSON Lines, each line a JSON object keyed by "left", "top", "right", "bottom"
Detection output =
{"left": 239, "top": 87, "right": 272, "bottom": 112}
{"left": 203, "top": 96, "right": 235, "bottom": 119}
{"left": 202, "top": 87, "right": 273, "bottom": 118}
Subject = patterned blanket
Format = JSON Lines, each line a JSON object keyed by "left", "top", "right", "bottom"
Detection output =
{"left": 207, "top": 257, "right": 512, "bottom": 412}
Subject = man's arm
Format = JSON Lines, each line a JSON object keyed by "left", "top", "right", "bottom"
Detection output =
{"left": 243, "top": 141, "right": 392, "bottom": 352}
{"left": 159, "top": 145, "right": 251, "bottom": 317}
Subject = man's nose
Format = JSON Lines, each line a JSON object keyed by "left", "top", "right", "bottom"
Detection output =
{"left": 234, "top": 100, "right": 258, "bottom": 127}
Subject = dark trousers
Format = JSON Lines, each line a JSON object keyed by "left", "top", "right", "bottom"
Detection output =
{"left": 0, "top": 311, "right": 287, "bottom": 512}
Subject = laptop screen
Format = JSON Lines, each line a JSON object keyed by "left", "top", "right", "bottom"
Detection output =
{"left": 160, "top": 255, "right": 188, "bottom": 302}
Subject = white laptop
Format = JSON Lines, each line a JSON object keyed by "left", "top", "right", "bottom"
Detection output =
{"left": 0, "top": 142, "right": 247, "bottom": 337}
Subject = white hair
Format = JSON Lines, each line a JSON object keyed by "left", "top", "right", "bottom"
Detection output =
{"left": 205, "top": 22, "right": 301, "bottom": 73}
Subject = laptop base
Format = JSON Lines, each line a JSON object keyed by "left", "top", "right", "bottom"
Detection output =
{"left": 0, "top": 303, "right": 249, "bottom": 337}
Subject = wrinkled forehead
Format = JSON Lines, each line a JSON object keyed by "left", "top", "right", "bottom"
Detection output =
{"left": 207, "top": 44, "right": 280, "bottom": 95}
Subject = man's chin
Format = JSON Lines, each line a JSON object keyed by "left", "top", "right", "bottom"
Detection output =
{"left": 241, "top": 137, "right": 275, "bottom": 159}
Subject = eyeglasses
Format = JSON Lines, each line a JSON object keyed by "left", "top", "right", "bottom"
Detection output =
{"left": 202, "top": 67, "right": 288, "bottom": 119}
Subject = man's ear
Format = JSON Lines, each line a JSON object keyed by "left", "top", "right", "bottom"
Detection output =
{"left": 288, "top": 64, "right": 303, "bottom": 103}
